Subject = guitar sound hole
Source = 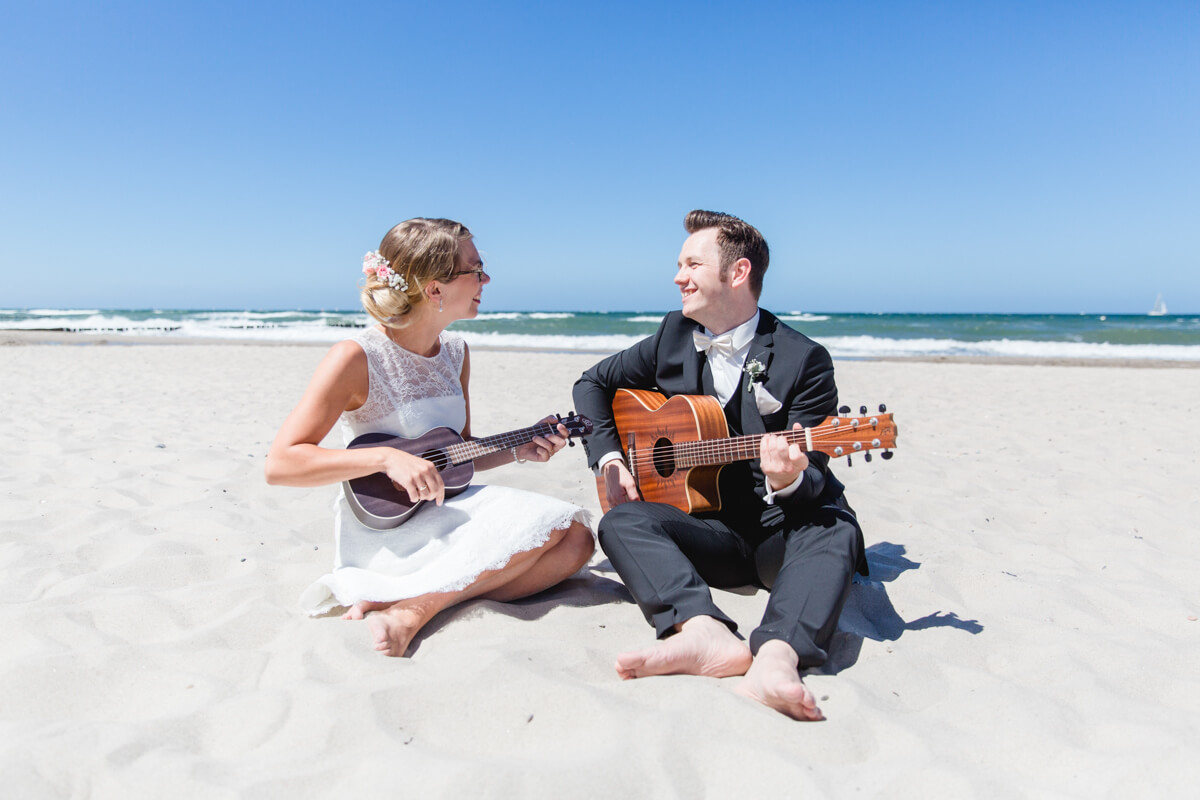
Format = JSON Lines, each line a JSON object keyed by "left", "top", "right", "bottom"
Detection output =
{"left": 652, "top": 438, "right": 676, "bottom": 478}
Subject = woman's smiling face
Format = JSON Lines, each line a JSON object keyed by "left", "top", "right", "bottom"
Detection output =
{"left": 438, "top": 238, "right": 490, "bottom": 320}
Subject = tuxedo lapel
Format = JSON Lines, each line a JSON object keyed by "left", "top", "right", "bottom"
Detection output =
{"left": 680, "top": 317, "right": 706, "bottom": 395}
{"left": 737, "top": 312, "right": 776, "bottom": 436}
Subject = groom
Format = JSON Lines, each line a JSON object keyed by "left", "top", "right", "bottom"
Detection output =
{"left": 572, "top": 210, "right": 868, "bottom": 721}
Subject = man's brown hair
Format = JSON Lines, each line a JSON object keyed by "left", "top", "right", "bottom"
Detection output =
{"left": 683, "top": 210, "right": 770, "bottom": 298}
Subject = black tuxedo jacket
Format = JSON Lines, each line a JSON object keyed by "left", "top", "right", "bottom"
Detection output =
{"left": 573, "top": 309, "right": 852, "bottom": 523}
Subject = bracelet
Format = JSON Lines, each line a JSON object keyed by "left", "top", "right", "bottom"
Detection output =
{"left": 511, "top": 447, "right": 526, "bottom": 464}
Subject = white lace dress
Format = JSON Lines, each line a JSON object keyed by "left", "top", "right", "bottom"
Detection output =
{"left": 299, "top": 327, "right": 591, "bottom": 615}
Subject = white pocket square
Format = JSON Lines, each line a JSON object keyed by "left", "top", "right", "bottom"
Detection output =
{"left": 752, "top": 382, "right": 783, "bottom": 415}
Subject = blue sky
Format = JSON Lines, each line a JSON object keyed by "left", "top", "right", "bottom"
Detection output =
{"left": 2, "top": 0, "right": 1197, "bottom": 313}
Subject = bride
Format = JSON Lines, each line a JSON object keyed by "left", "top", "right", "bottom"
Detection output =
{"left": 265, "top": 217, "right": 594, "bottom": 656}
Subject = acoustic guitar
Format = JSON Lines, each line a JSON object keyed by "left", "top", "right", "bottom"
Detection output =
{"left": 595, "top": 389, "right": 897, "bottom": 514}
{"left": 345, "top": 413, "right": 593, "bottom": 530}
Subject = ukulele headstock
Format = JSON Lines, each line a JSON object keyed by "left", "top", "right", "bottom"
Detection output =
{"left": 556, "top": 412, "right": 594, "bottom": 441}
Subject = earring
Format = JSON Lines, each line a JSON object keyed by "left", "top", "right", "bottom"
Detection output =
{"left": 439, "top": 297, "right": 444, "bottom": 313}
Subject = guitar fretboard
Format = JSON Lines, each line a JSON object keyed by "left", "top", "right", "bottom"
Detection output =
{"left": 672, "top": 428, "right": 809, "bottom": 469}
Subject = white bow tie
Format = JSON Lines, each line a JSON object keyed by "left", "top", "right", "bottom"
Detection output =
{"left": 693, "top": 329, "right": 735, "bottom": 357}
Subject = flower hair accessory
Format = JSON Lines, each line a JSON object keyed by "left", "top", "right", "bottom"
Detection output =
{"left": 362, "top": 251, "right": 409, "bottom": 293}
{"left": 743, "top": 358, "right": 768, "bottom": 392}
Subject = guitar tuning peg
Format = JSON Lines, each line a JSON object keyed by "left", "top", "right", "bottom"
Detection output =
{"left": 838, "top": 405, "right": 850, "bottom": 415}
{"left": 864, "top": 452, "right": 872, "bottom": 462}
{"left": 846, "top": 455, "right": 853, "bottom": 467}
{"left": 881, "top": 450, "right": 893, "bottom": 460}
{"left": 567, "top": 439, "right": 576, "bottom": 447}
{"left": 878, "top": 403, "right": 887, "bottom": 412}
{"left": 859, "top": 405, "right": 867, "bottom": 415}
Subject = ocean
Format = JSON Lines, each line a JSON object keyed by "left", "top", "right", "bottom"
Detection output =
{"left": 3, "top": 308, "right": 1199, "bottom": 361}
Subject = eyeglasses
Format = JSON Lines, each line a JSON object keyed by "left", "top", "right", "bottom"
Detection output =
{"left": 449, "top": 266, "right": 488, "bottom": 283}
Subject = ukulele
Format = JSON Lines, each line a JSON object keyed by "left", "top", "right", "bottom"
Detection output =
{"left": 345, "top": 413, "right": 593, "bottom": 529}
{"left": 595, "top": 389, "right": 897, "bottom": 514}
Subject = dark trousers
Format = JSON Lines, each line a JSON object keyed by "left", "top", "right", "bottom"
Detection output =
{"left": 597, "top": 499, "right": 862, "bottom": 668}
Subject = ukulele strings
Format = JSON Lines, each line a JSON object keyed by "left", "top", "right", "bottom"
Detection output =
{"left": 445, "top": 423, "right": 561, "bottom": 463}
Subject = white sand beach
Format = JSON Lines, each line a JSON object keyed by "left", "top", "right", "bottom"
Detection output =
{"left": 2, "top": 338, "right": 1198, "bottom": 797}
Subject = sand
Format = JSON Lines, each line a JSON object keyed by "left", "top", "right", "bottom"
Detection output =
{"left": 2, "top": 337, "right": 1198, "bottom": 798}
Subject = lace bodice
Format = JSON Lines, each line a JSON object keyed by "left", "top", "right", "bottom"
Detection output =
{"left": 339, "top": 327, "right": 467, "bottom": 443}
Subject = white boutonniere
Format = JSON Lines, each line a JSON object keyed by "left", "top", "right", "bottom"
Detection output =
{"left": 743, "top": 358, "right": 768, "bottom": 392}
{"left": 744, "top": 356, "right": 782, "bottom": 414}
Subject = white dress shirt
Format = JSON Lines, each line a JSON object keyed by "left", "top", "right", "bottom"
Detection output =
{"left": 694, "top": 311, "right": 759, "bottom": 407}
{"left": 599, "top": 310, "right": 803, "bottom": 504}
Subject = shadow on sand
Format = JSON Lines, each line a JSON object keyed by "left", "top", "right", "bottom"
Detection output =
{"left": 367, "top": 542, "right": 979, "bottom": 660}
{"left": 823, "top": 541, "right": 983, "bottom": 674}
{"left": 401, "top": 566, "right": 631, "bottom": 654}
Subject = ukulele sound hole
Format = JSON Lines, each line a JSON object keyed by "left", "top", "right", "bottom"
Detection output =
{"left": 421, "top": 449, "right": 451, "bottom": 471}
{"left": 652, "top": 438, "right": 676, "bottom": 478}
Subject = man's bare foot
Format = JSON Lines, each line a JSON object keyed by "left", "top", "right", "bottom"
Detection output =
{"left": 733, "top": 639, "right": 823, "bottom": 721}
{"left": 615, "top": 615, "right": 752, "bottom": 680}
{"left": 363, "top": 597, "right": 443, "bottom": 657}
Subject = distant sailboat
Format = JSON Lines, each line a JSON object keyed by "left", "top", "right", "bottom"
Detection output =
{"left": 1149, "top": 293, "right": 1167, "bottom": 316}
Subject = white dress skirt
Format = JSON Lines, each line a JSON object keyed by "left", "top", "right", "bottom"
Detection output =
{"left": 299, "top": 327, "right": 591, "bottom": 615}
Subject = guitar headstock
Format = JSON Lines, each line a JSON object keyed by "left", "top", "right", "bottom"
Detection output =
{"left": 556, "top": 412, "right": 594, "bottom": 440}
{"left": 809, "top": 405, "right": 898, "bottom": 464}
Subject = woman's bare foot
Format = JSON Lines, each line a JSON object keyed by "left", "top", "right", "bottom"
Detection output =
{"left": 364, "top": 597, "right": 445, "bottom": 657}
{"left": 343, "top": 521, "right": 593, "bottom": 656}
{"left": 341, "top": 600, "right": 392, "bottom": 620}
{"left": 615, "top": 615, "right": 752, "bottom": 680}
{"left": 733, "top": 639, "right": 823, "bottom": 721}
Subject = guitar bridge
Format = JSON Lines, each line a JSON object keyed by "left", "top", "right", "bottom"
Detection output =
{"left": 626, "top": 432, "right": 638, "bottom": 492}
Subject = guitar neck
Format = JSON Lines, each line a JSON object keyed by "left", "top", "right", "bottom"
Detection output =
{"left": 673, "top": 429, "right": 803, "bottom": 469}
{"left": 666, "top": 413, "right": 893, "bottom": 469}
{"left": 445, "top": 423, "right": 559, "bottom": 464}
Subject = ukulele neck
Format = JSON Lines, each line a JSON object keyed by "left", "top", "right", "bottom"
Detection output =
{"left": 446, "top": 423, "right": 558, "bottom": 464}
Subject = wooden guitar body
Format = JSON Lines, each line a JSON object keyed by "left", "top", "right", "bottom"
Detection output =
{"left": 596, "top": 388, "right": 730, "bottom": 514}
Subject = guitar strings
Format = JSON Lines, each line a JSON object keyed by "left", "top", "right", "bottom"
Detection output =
{"left": 624, "top": 419, "right": 895, "bottom": 470}
{"left": 626, "top": 428, "right": 890, "bottom": 466}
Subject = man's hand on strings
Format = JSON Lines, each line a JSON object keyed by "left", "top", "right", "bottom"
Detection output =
{"left": 760, "top": 423, "right": 809, "bottom": 492}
